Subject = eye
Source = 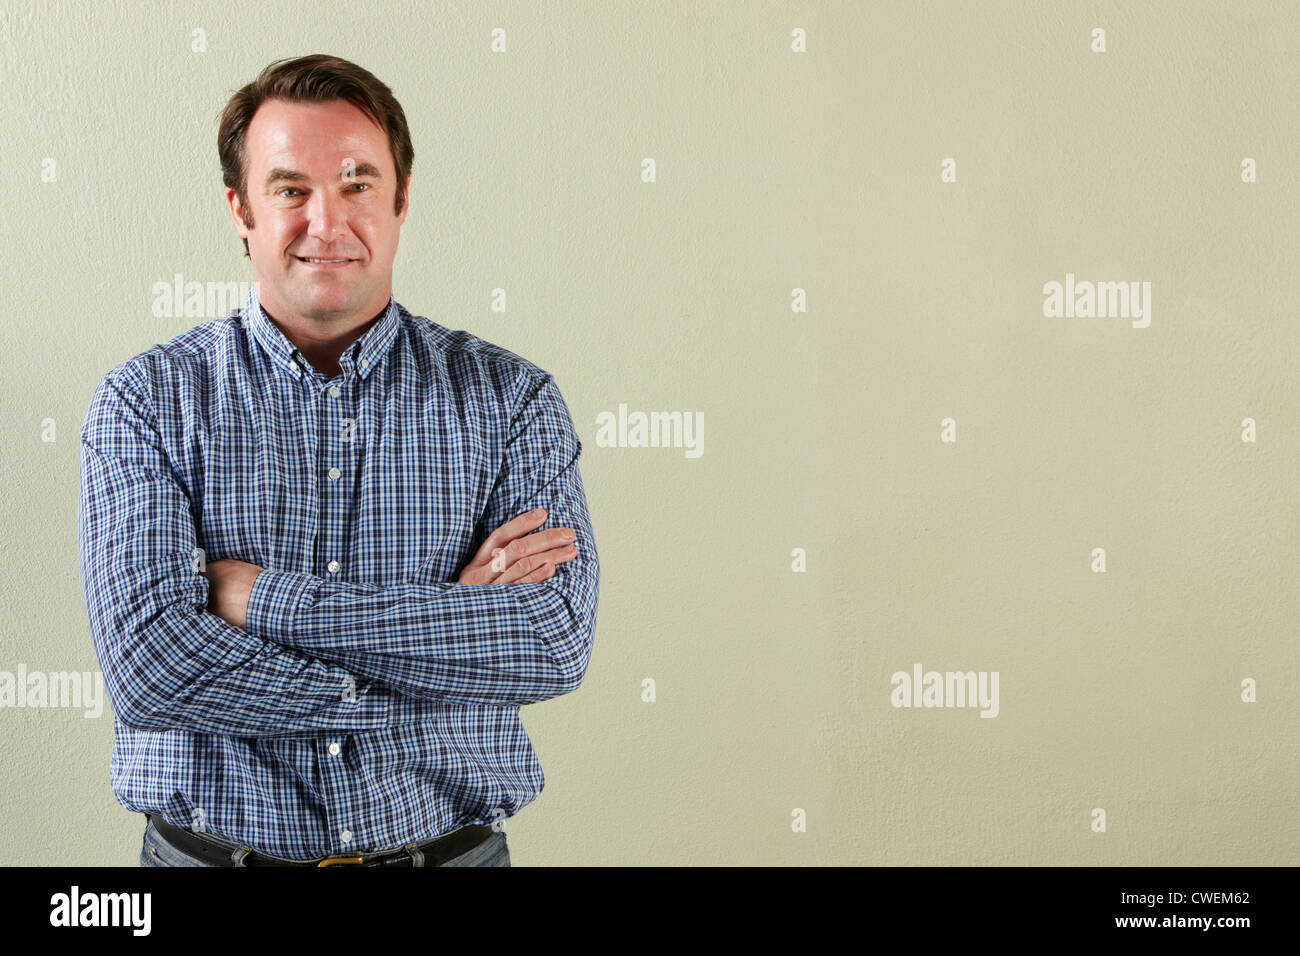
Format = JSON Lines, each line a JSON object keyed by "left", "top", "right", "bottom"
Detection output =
{"left": 278, "top": 187, "right": 301, "bottom": 197}
{"left": 350, "top": 182, "right": 370, "bottom": 191}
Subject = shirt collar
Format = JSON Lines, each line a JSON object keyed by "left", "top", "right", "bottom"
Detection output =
{"left": 241, "top": 282, "right": 400, "bottom": 383}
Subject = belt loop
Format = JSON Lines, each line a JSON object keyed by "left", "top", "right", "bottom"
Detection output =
{"left": 231, "top": 845, "right": 252, "bottom": 867}
{"left": 405, "top": 843, "right": 425, "bottom": 867}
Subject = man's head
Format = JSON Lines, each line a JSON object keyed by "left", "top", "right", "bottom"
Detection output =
{"left": 218, "top": 54, "right": 414, "bottom": 324}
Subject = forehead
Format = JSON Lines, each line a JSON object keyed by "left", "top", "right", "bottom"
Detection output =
{"left": 245, "top": 98, "right": 391, "bottom": 174}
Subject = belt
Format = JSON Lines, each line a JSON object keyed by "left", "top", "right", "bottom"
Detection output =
{"left": 147, "top": 813, "right": 494, "bottom": 867}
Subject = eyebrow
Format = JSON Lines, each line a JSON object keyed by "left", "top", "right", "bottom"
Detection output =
{"left": 264, "top": 162, "right": 384, "bottom": 188}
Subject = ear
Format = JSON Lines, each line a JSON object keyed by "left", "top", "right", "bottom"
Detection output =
{"left": 226, "top": 188, "right": 250, "bottom": 238}
{"left": 398, "top": 176, "right": 411, "bottom": 223}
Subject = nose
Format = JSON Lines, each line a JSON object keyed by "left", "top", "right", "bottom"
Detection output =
{"left": 305, "top": 187, "right": 348, "bottom": 246}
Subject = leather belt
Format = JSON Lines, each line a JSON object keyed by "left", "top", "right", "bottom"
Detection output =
{"left": 147, "top": 813, "right": 494, "bottom": 867}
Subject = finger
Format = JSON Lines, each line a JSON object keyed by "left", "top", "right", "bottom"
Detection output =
{"left": 464, "top": 509, "right": 549, "bottom": 570}
{"left": 489, "top": 529, "right": 577, "bottom": 577}
{"left": 513, "top": 563, "right": 553, "bottom": 584}
{"left": 457, "top": 539, "right": 577, "bottom": 586}
{"left": 483, "top": 525, "right": 576, "bottom": 575}
{"left": 494, "top": 543, "right": 578, "bottom": 584}
{"left": 456, "top": 562, "right": 496, "bottom": 586}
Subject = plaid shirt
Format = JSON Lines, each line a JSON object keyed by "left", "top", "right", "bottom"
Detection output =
{"left": 77, "top": 286, "right": 599, "bottom": 859}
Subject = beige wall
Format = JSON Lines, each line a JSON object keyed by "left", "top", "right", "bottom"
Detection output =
{"left": 3, "top": 0, "right": 1296, "bottom": 865}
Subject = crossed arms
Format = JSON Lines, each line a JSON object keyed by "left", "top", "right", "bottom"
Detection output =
{"left": 77, "top": 363, "right": 599, "bottom": 738}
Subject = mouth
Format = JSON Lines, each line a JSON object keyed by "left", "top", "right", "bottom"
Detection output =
{"left": 295, "top": 256, "right": 359, "bottom": 268}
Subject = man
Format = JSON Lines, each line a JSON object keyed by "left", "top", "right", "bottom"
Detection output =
{"left": 77, "top": 54, "right": 600, "bottom": 867}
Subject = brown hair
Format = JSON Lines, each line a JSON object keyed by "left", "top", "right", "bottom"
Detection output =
{"left": 218, "top": 54, "right": 414, "bottom": 257}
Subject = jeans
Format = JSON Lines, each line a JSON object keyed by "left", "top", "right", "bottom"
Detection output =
{"left": 139, "top": 817, "right": 511, "bottom": 867}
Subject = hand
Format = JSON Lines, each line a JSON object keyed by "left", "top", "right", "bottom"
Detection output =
{"left": 457, "top": 508, "right": 578, "bottom": 585}
{"left": 200, "top": 558, "right": 264, "bottom": 630}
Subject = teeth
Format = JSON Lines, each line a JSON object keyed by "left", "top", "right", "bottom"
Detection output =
{"left": 301, "top": 257, "right": 351, "bottom": 263}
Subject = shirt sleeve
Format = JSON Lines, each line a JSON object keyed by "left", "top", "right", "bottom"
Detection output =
{"left": 244, "top": 371, "right": 601, "bottom": 707}
{"left": 78, "top": 365, "right": 423, "bottom": 738}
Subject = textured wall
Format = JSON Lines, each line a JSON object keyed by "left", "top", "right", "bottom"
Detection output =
{"left": 2, "top": 0, "right": 1296, "bottom": 865}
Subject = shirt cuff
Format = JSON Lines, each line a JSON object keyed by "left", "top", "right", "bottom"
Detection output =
{"left": 245, "top": 568, "right": 321, "bottom": 643}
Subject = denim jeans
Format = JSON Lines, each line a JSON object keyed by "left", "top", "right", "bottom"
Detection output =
{"left": 139, "top": 817, "right": 511, "bottom": 867}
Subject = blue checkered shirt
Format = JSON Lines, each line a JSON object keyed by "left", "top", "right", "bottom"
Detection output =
{"left": 77, "top": 286, "right": 599, "bottom": 859}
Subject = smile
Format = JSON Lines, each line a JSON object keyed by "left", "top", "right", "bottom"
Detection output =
{"left": 295, "top": 256, "right": 357, "bottom": 268}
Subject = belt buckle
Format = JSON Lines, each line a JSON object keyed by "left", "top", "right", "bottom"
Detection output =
{"left": 317, "top": 854, "right": 366, "bottom": 867}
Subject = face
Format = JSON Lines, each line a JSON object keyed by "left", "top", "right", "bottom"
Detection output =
{"left": 226, "top": 98, "right": 409, "bottom": 326}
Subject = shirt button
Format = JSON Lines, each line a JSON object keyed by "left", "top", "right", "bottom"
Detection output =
{"left": 328, "top": 467, "right": 341, "bottom": 480}
{"left": 327, "top": 560, "right": 340, "bottom": 573}
{"left": 328, "top": 742, "right": 341, "bottom": 756}
{"left": 328, "top": 385, "right": 341, "bottom": 398}
{"left": 360, "top": 359, "right": 369, "bottom": 369}
{"left": 340, "top": 829, "right": 353, "bottom": 844}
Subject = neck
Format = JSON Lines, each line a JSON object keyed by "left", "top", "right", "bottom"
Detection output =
{"left": 262, "top": 300, "right": 389, "bottom": 378}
